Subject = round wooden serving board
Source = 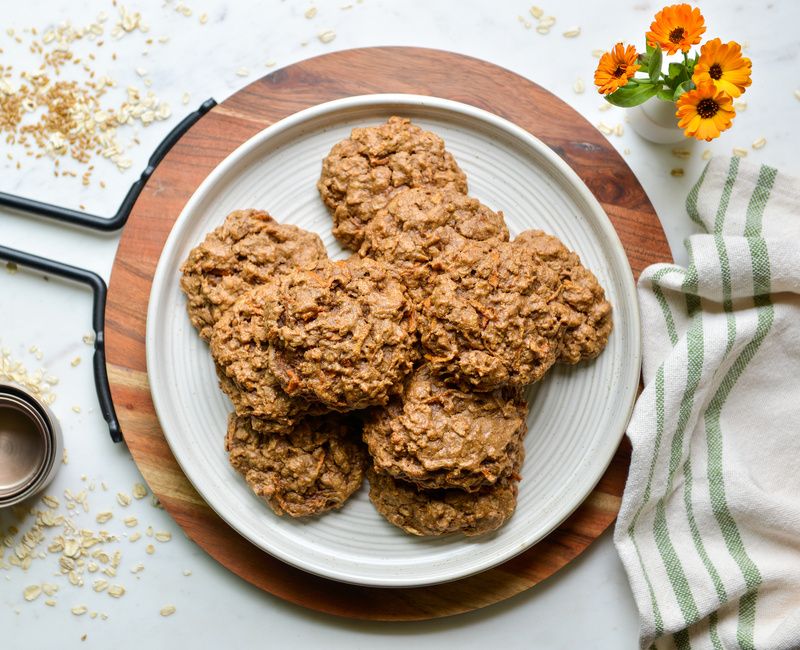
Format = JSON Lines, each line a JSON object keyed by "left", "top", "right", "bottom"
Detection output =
{"left": 105, "top": 47, "right": 671, "bottom": 621}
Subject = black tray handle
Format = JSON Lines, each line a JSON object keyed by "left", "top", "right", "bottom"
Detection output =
{"left": 0, "top": 99, "right": 219, "bottom": 442}
{"left": 0, "top": 98, "right": 217, "bottom": 231}
{"left": 0, "top": 245, "right": 122, "bottom": 442}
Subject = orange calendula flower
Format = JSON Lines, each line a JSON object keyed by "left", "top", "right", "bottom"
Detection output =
{"left": 676, "top": 81, "right": 735, "bottom": 141}
{"left": 693, "top": 38, "right": 752, "bottom": 98}
{"left": 647, "top": 4, "right": 706, "bottom": 55}
{"left": 594, "top": 43, "right": 640, "bottom": 95}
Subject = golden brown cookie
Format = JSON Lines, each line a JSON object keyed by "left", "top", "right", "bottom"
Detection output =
{"left": 180, "top": 209, "right": 327, "bottom": 341}
{"left": 263, "top": 257, "right": 418, "bottom": 410}
{"left": 226, "top": 413, "right": 367, "bottom": 517}
{"left": 363, "top": 365, "right": 528, "bottom": 492}
{"left": 318, "top": 117, "right": 468, "bottom": 251}
{"left": 418, "top": 238, "right": 566, "bottom": 391}
{"left": 513, "top": 230, "right": 613, "bottom": 364}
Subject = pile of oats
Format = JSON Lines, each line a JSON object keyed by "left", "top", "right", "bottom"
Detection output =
{"left": 0, "top": 6, "right": 171, "bottom": 184}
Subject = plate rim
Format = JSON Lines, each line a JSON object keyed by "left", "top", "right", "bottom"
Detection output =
{"left": 146, "top": 92, "right": 641, "bottom": 587}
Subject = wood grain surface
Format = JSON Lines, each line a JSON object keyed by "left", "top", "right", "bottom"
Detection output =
{"left": 105, "top": 47, "right": 672, "bottom": 621}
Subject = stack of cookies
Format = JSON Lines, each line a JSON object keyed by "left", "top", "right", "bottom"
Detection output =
{"left": 180, "top": 117, "right": 612, "bottom": 537}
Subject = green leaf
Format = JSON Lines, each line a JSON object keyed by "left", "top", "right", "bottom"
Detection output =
{"left": 657, "top": 88, "right": 675, "bottom": 102}
{"left": 604, "top": 82, "right": 660, "bottom": 108}
{"left": 668, "top": 62, "right": 684, "bottom": 79}
{"left": 673, "top": 79, "right": 695, "bottom": 100}
{"left": 647, "top": 46, "right": 663, "bottom": 83}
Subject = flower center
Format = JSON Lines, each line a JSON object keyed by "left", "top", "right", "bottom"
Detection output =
{"left": 697, "top": 98, "right": 719, "bottom": 119}
{"left": 709, "top": 63, "right": 723, "bottom": 80}
{"left": 669, "top": 26, "right": 686, "bottom": 44}
{"left": 612, "top": 65, "right": 625, "bottom": 78}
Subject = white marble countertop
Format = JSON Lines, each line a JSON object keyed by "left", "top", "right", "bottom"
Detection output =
{"left": 1, "top": 1, "right": 796, "bottom": 648}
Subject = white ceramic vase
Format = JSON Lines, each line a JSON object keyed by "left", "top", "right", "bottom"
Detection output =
{"left": 628, "top": 97, "right": 686, "bottom": 144}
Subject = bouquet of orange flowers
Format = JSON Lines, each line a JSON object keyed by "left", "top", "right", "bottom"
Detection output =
{"left": 594, "top": 3, "right": 752, "bottom": 141}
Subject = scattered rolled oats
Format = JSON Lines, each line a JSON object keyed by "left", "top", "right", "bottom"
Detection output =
{"left": 596, "top": 122, "right": 613, "bottom": 135}
{"left": 670, "top": 168, "right": 685, "bottom": 177}
{"left": 794, "top": 89, "right": 800, "bottom": 101}
{"left": 160, "top": 605, "right": 176, "bottom": 617}
{"left": 305, "top": 6, "right": 318, "bottom": 19}
{"left": 671, "top": 148, "right": 691, "bottom": 159}
{"left": 145, "top": 544, "right": 155, "bottom": 555}
{"left": 42, "top": 495, "right": 60, "bottom": 509}
{"left": 72, "top": 405, "right": 82, "bottom": 414}
{"left": 265, "top": 59, "right": 277, "bottom": 68}
{"left": 573, "top": 79, "right": 585, "bottom": 94}
{"left": 318, "top": 30, "right": 336, "bottom": 44}
{"left": 107, "top": 585, "right": 125, "bottom": 598}
{"left": 752, "top": 137, "right": 766, "bottom": 150}
{"left": 614, "top": 124, "right": 624, "bottom": 137}
{"left": 155, "top": 531, "right": 172, "bottom": 543}
{"left": 129, "top": 532, "right": 141, "bottom": 542}
{"left": 702, "top": 149, "right": 712, "bottom": 160}
{"left": 199, "top": 13, "right": 208, "bottom": 24}
{"left": 182, "top": 92, "right": 190, "bottom": 105}
{"left": 132, "top": 483, "right": 148, "bottom": 500}
{"left": 518, "top": 16, "right": 532, "bottom": 29}
{"left": 591, "top": 49, "right": 605, "bottom": 58}
{"left": 530, "top": 5, "right": 544, "bottom": 19}
{"left": 116, "top": 492, "right": 131, "bottom": 507}
{"left": 93, "top": 579, "right": 108, "bottom": 592}
{"left": 71, "top": 605, "right": 88, "bottom": 615}
{"left": 182, "top": 569, "right": 192, "bottom": 576}
{"left": 732, "top": 147, "right": 748, "bottom": 158}
{"left": 82, "top": 334, "right": 95, "bottom": 346}
{"left": 131, "top": 563, "right": 145, "bottom": 574}
{"left": 734, "top": 100, "right": 747, "bottom": 112}
{"left": 45, "top": 599, "right": 57, "bottom": 607}
{"left": 563, "top": 27, "right": 581, "bottom": 38}
{"left": 236, "top": 67, "right": 250, "bottom": 77}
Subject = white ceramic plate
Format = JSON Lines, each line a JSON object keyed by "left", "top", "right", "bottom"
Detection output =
{"left": 147, "top": 94, "right": 640, "bottom": 587}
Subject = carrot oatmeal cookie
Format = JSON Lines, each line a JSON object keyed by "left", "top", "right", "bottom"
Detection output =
{"left": 418, "top": 238, "right": 567, "bottom": 391}
{"left": 367, "top": 467, "right": 521, "bottom": 537}
{"left": 318, "top": 117, "right": 468, "bottom": 251}
{"left": 363, "top": 365, "right": 528, "bottom": 492}
{"left": 180, "top": 209, "right": 327, "bottom": 341}
{"left": 358, "top": 187, "right": 509, "bottom": 298}
{"left": 226, "top": 413, "right": 367, "bottom": 517}
{"left": 262, "top": 256, "right": 418, "bottom": 410}
{"left": 514, "top": 230, "right": 613, "bottom": 364}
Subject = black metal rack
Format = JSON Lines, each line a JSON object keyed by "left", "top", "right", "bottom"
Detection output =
{"left": 0, "top": 98, "right": 217, "bottom": 443}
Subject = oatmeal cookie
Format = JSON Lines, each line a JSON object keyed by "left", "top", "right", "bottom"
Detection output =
{"left": 514, "top": 230, "right": 613, "bottom": 364}
{"left": 359, "top": 187, "right": 509, "bottom": 297}
{"left": 211, "top": 286, "right": 314, "bottom": 435}
{"left": 180, "top": 209, "right": 327, "bottom": 341}
{"left": 263, "top": 257, "right": 418, "bottom": 410}
{"left": 226, "top": 413, "right": 367, "bottom": 517}
{"left": 363, "top": 365, "right": 528, "bottom": 492}
{"left": 318, "top": 117, "right": 468, "bottom": 251}
{"left": 367, "top": 468, "right": 521, "bottom": 537}
{"left": 419, "top": 238, "right": 567, "bottom": 391}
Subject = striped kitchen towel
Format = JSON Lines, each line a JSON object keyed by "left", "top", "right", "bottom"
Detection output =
{"left": 614, "top": 156, "right": 800, "bottom": 650}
